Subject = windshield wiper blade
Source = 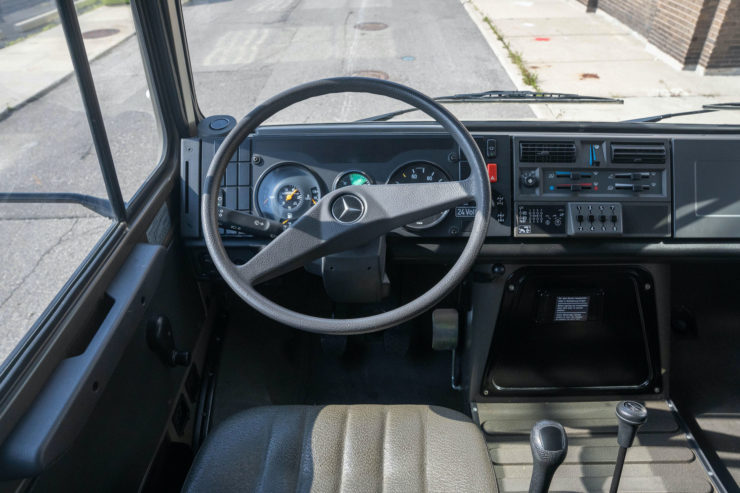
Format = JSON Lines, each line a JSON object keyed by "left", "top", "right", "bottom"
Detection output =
{"left": 624, "top": 102, "right": 740, "bottom": 123}
{"left": 438, "top": 90, "right": 623, "bottom": 103}
{"left": 702, "top": 102, "right": 740, "bottom": 110}
{"left": 357, "top": 90, "right": 623, "bottom": 122}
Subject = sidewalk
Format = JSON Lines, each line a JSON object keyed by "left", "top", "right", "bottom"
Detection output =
{"left": 463, "top": 0, "right": 740, "bottom": 123}
{"left": 0, "top": 5, "right": 134, "bottom": 117}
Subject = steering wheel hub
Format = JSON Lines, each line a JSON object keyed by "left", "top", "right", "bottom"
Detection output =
{"left": 331, "top": 194, "right": 365, "bottom": 223}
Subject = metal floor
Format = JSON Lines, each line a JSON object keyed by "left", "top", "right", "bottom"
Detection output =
{"left": 476, "top": 401, "right": 715, "bottom": 493}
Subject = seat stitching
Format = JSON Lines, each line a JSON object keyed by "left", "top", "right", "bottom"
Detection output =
{"left": 421, "top": 407, "right": 428, "bottom": 493}
{"left": 380, "top": 407, "right": 388, "bottom": 493}
{"left": 295, "top": 407, "right": 312, "bottom": 493}
{"left": 255, "top": 409, "right": 277, "bottom": 493}
{"left": 337, "top": 407, "right": 350, "bottom": 493}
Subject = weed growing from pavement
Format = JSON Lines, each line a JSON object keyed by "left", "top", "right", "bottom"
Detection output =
{"left": 481, "top": 15, "right": 541, "bottom": 91}
{"left": 466, "top": 0, "right": 542, "bottom": 91}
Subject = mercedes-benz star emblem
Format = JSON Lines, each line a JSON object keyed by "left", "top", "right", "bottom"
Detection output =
{"left": 331, "top": 194, "right": 364, "bottom": 223}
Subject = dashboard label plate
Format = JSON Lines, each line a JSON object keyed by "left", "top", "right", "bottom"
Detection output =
{"left": 455, "top": 206, "right": 476, "bottom": 218}
{"left": 554, "top": 296, "right": 590, "bottom": 322}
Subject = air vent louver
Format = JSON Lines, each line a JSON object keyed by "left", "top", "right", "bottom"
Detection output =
{"left": 611, "top": 142, "right": 666, "bottom": 164}
{"left": 520, "top": 141, "right": 576, "bottom": 163}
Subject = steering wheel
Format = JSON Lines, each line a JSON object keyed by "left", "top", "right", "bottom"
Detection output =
{"left": 202, "top": 77, "right": 490, "bottom": 334}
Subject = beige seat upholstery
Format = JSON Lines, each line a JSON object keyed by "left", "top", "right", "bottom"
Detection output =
{"left": 182, "top": 404, "right": 497, "bottom": 492}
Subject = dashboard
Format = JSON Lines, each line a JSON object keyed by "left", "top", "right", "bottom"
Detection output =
{"left": 180, "top": 117, "right": 740, "bottom": 276}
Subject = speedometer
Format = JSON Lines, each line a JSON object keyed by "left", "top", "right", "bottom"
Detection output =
{"left": 388, "top": 162, "right": 450, "bottom": 230}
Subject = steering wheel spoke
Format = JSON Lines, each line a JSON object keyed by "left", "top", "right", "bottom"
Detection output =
{"left": 238, "top": 180, "right": 474, "bottom": 284}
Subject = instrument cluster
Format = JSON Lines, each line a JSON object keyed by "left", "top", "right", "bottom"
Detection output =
{"left": 255, "top": 161, "right": 451, "bottom": 230}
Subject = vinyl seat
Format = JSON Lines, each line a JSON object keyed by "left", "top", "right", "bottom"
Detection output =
{"left": 182, "top": 404, "right": 497, "bottom": 492}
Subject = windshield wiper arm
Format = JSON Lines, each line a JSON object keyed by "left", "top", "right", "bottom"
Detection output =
{"left": 357, "top": 90, "right": 623, "bottom": 122}
{"left": 624, "top": 102, "right": 740, "bottom": 123}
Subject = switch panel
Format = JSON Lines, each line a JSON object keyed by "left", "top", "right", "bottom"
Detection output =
{"left": 512, "top": 136, "right": 671, "bottom": 238}
{"left": 515, "top": 204, "right": 567, "bottom": 237}
{"left": 567, "top": 202, "right": 622, "bottom": 236}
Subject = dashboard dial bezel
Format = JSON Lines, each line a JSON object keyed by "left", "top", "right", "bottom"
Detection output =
{"left": 386, "top": 161, "right": 451, "bottom": 230}
{"left": 332, "top": 170, "right": 374, "bottom": 190}
{"left": 254, "top": 162, "right": 323, "bottom": 225}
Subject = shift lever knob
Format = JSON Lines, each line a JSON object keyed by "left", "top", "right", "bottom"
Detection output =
{"left": 616, "top": 400, "right": 648, "bottom": 448}
{"left": 609, "top": 401, "right": 648, "bottom": 493}
{"left": 529, "top": 420, "right": 568, "bottom": 493}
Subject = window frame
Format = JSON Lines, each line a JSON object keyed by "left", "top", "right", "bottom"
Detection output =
{"left": 0, "top": 0, "right": 194, "bottom": 389}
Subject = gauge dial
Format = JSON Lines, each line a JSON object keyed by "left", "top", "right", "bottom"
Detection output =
{"left": 255, "top": 164, "right": 322, "bottom": 226}
{"left": 334, "top": 171, "right": 373, "bottom": 189}
{"left": 388, "top": 162, "right": 450, "bottom": 230}
{"left": 278, "top": 185, "right": 303, "bottom": 209}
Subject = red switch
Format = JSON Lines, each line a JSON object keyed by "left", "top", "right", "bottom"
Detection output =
{"left": 486, "top": 163, "right": 498, "bottom": 183}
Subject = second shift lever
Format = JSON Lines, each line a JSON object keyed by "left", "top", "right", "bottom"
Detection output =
{"left": 529, "top": 420, "right": 568, "bottom": 493}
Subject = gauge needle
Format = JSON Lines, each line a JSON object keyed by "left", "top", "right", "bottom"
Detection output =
{"left": 282, "top": 219, "right": 290, "bottom": 225}
{"left": 311, "top": 198, "right": 317, "bottom": 205}
{"left": 286, "top": 189, "right": 298, "bottom": 201}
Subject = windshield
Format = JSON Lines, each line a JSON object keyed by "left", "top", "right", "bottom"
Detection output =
{"left": 182, "top": 0, "right": 739, "bottom": 125}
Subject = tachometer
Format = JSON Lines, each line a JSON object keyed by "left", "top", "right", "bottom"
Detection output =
{"left": 334, "top": 171, "right": 373, "bottom": 189}
{"left": 388, "top": 162, "right": 450, "bottom": 230}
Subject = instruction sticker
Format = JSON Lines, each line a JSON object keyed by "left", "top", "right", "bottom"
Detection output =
{"left": 553, "top": 296, "right": 590, "bottom": 322}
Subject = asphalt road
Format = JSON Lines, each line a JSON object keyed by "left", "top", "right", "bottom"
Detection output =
{"left": 0, "top": 0, "right": 525, "bottom": 364}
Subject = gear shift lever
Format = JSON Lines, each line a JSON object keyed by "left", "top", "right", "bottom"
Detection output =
{"left": 609, "top": 401, "right": 648, "bottom": 493}
{"left": 529, "top": 420, "right": 568, "bottom": 493}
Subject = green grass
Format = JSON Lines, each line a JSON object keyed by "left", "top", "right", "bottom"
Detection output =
{"left": 476, "top": 8, "right": 542, "bottom": 92}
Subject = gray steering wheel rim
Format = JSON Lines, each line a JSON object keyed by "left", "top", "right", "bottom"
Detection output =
{"left": 201, "top": 77, "right": 490, "bottom": 334}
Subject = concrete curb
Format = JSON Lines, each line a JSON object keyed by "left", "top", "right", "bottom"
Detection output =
{"left": 0, "top": 31, "right": 136, "bottom": 123}
{"left": 14, "top": 0, "right": 94, "bottom": 32}
{"left": 460, "top": 0, "right": 554, "bottom": 119}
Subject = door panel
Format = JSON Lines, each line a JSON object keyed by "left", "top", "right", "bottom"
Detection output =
{"left": 6, "top": 242, "right": 206, "bottom": 491}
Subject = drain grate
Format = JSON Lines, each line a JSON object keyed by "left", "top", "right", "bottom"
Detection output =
{"left": 354, "top": 22, "right": 388, "bottom": 31}
{"left": 82, "top": 28, "right": 120, "bottom": 39}
{"left": 351, "top": 70, "right": 389, "bottom": 80}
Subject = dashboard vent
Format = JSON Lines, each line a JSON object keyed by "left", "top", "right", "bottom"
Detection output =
{"left": 520, "top": 141, "right": 576, "bottom": 163}
{"left": 611, "top": 142, "right": 666, "bottom": 164}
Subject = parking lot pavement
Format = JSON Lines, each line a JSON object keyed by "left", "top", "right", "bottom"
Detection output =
{"left": 0, "top": 0, "right": 523, "bottom": 365}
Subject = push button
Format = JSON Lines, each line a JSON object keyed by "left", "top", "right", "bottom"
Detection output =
{"left": 486, "top": 139, "right": 497, "bottom": 158}
{"left": 486, "top": 163, "right": 498, "bottom": 183}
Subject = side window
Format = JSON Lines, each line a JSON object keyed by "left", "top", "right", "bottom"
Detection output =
{"left": 0, "top": 1, "right": 162, "bottom": 368}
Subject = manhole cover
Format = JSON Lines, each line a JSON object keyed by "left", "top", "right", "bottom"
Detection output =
{"left": 354, "top": 22, "right": 388, "bottom": 31}
{"left": 82, "top": 28, "right": 120, "bottom": 39}
{"left": 352, "top": 70, "right": 389, "bottom": 80}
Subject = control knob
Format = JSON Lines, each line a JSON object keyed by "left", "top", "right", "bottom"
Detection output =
{"left": 520, "top": 172, "right": 539, "bottom": 188}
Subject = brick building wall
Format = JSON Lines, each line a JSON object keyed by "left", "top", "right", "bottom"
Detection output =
{"left": 576, "top": 0, "right": 740, "bottom": 71}
{"left": 700, "top": 0, "right": 740, "bottom": 69}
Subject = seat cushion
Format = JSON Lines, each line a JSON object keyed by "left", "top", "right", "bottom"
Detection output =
{"left": 182, "top": 404, "right": 497, "bottom": 493}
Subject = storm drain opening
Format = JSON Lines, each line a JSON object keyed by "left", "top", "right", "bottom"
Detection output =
{"left": 351, "top": 70, "right": 389, "bottom": 80}
{"left": 354, "top": 22, "right": 388, "bottom": 31}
